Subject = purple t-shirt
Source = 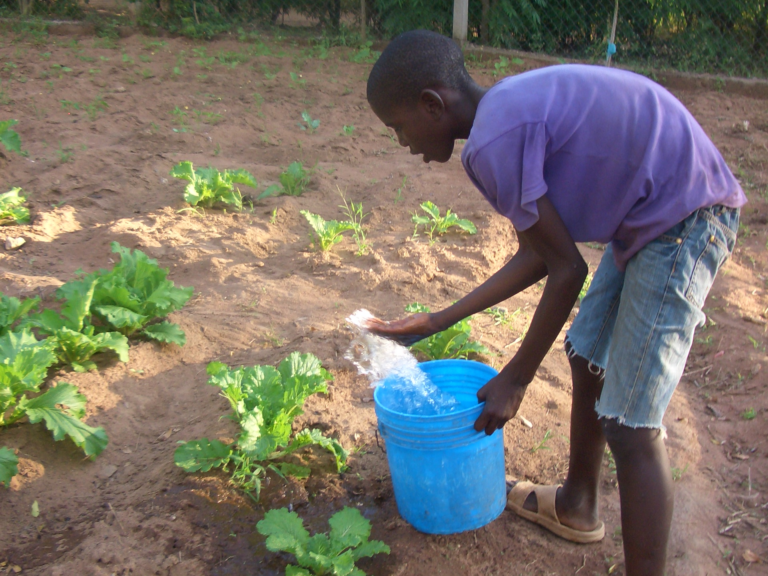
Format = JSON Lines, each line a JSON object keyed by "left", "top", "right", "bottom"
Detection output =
{"left": 461, "top": 64, "right": 746, "bottom": 270}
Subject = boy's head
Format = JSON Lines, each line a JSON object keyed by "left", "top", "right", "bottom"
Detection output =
{"left": 367, "top": 30, "right": 475, "bottom": 163}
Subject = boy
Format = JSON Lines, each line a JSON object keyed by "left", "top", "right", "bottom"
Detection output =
{"left": 364, "top": 30, "right": 745, "bottom": 576}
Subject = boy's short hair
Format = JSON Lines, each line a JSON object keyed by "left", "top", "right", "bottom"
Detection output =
{"left": 367, "top": 29, "right": 472, "bottom": 112}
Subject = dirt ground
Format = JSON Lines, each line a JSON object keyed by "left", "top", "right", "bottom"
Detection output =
{"left": 0, "top": 25, "right": 767, "bottom": 576}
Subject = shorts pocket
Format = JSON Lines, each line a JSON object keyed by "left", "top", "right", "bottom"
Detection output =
{"left": 685, "top": 231, "right": 730, "bottom": 309}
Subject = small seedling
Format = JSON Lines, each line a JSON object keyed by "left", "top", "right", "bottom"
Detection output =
{"left": 0, "top": 120, "right": 22, "bottom": 155}
{"left": 301, "top": 210, "right": 355, "bottom": 252}
{"left": 671, "top": 464, "right": 689, "bottom": 481}
{"left": 257, "top": 507, "right": 389, "bottom": 575}
{"left": 405, "top": 303, "right": 489, "bottom": 360}
{"left": 342, "top": 124, "right": 355, "bottom": 136}
{"left": 56, "top": 142, "right": 74, "bottom": 163}
{"left": 298, "top": 110, "right": 320, "bottom": 133}
{"left": 289, "top": 71, "right": 306, "bottom": 88}
{"left": 741, "top": 407, "right": 756, "bottom": 420}
{"left": 171, "top": 106, "right": 188, "bottom": 131}
{"left": 530, "top": 429, "right": 553, "bottom": 453}
{"left": 412, "top": 201, "right": 477, "bottom": 242}
{"left": 338, "top": 190, "right": 371, "bottom": 255}
{"left": 350, "top": 41, "right": 380, "bottom": 64}
{"left": 170, "top": 161, "right": 257, "bottom": 211}
{"left": 258, "top": 162, "right": 312, "bottom": 199}
{"left": 0, "top": 188, "right": 30, "bottom": 225}
{"left": 84, "top": 96, "right": 107, "bottom": 121}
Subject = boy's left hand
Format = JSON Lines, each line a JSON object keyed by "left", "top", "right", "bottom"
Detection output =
{"left": 474, "top": 374, "right": 528, "bottom": 435}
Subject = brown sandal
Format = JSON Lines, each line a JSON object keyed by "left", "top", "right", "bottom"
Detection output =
{"left": 506, "top": 481, "right": 605, "bottom": 543}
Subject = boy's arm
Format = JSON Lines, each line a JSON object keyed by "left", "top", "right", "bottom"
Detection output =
{"left": 474, "top": 195, "right": 587, "bottom": 434}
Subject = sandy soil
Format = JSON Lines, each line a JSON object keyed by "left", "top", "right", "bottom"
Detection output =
{"left": 0, "top": 26, "right": 766, "bottom": 576}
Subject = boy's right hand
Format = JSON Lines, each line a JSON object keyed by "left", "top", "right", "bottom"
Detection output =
{"left": 364, "top": 313, "right": 439, "bottom": 346}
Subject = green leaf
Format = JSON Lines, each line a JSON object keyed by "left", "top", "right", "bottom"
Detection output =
{"left": 170, "top": 161, "right": 195, "bottom": 182}
{"left": 257, "top": 183, "right": 282, "bottom": 200}
{"left": 277, "top": 462, "right": 311, "bottom": 479}
{"left": 142, "top": 321, "right": 186, "bottom": 346}
{"left": 454, "top": 219, "right": 477, "bottom": 234}
{"left": 93, "top": 305, "right": 148, "bottom": 333}
{"left": 0, "top": 120, "right": 22, "bottom": 154}
{"left": 174, "top": 438, "right": 232, "bottom": 472}
{"left": 257, "top": 508, "right": 309, "bottom": 556}
{"left": 0, "top": 447, "right": 18, "bottom": 487}
{"left": 0, "top": 188, "right": 30, "bottom": 225}
{"left": 31, "top": 500, "right": 39, "bottom": 517}
{"left": 331, "top": 551, "right": 356, "bottom": 576}
{"left": 0, "top": 293, "right": 39, "bottom": 335}
{"left": 420, "top": 201, "right": 439, "bottom": 219}
{"left": 285, "top": 566, "right": 311, "bottom": 576}
{"left": 226, "top": 169, "right": 257, "bottom": 188}
{"left": 0, "top": 329, "right": 57, "bottom": 419}
{"left": 21, "top": 383, "right": 109, "bottom": 457}
{"left": 329, "top": 507, "right": 370, "bottom": 549}
{"left": 350, "top": 539, "right": 390, "bottom": 561}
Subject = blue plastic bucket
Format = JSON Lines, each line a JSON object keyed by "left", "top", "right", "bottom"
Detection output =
{"left": 374, "top": 359, "right": 506, "bottom": 534}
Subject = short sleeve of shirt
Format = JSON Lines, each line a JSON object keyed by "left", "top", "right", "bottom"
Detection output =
{"left": 463, "top": 122, "right": 549, "bottom": 231}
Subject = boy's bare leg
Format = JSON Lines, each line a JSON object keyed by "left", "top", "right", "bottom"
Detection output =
{"left": 602, "top": 420, "right": 673, "bottom": 576}
{"left": 523, "top": 345, "right": 605, "bottom": 531}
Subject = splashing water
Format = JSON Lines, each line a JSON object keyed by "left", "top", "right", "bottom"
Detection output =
{"left": 345, "top": 309, "right": 458, "bottom": 415}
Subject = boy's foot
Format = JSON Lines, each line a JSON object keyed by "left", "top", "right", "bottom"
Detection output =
{"left": 507, "top": 482, "right": 605, "bottom": 543}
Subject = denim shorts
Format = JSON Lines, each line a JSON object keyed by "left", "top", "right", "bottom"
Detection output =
{"left": 566, "top": 205, "right": 739, "bottom": 429}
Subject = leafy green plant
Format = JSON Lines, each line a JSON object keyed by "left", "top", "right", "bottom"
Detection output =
{"left": 60, "top": 242, "right": 193, "bottom": 345}
{"left": 257, "top": 506, "right": 390, "bottom": 576}
{"left": 0, "top": 188, "right": 30, "bottom": 226}
{"left": 0, "top": 446, "right": 18, "bottom": 487}
{"left": 0, "top": 329, "right": 108, "bottom": 464}
{"left": 0, "top": 292, "right": 39, "bottom": 335}
{"left": 530, "top": 429, "right": 553, "bottom": 453}
{"left": 741, "top": 407, "right": 756, "bottom": 420}
{"left": 338, "top": 192, "right": 370, "bottom": 256}
{"left": 170, "top": 161, "right": 257, "bottom": 211}
{"left": 301, "top": 210, "right": 355, "bottom": 252}
{"left": 0, "top": 120, "right": 22, "bottom": 155}
{"left": 412, "top": 201, "right": 477, "bottom": 242}
{"left": 174, "top": 353, "right": 349, "bottom": 498}
{"left": 21, "top": 278, "right": 129, "bottom": 372}
{"left": 405, "top": 303, "right": 489, "bottom": 360}
{"left": 298, "top": 111, "right": 320, "bottom": 133}
{"left": 342, "top": 124, "right": 355, "bottom": 136}
{"left": 258, "top": 162, "right": 312, "bottom": 199}
{"left": 349, "top": 41, "right": 380, "bottom": 64}
{"left": 56, "top": 142, "right": 74, "bottom": 163}
{"left": 289, "top": 71, "right": 306, "bottom": 89}
{"left": 84, "top": 96, "right": 108, "bottom": 121}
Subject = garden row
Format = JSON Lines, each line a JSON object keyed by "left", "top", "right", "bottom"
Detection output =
{"left": 0, "top": 114, "right": 497, "bottom": 574}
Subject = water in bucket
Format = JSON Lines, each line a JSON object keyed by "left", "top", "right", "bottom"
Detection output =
{"left": 345, "top": 309, "right": 459, "bottom": 415}
{"left": 345, "top": 310, "right": 506, "bottom": 534}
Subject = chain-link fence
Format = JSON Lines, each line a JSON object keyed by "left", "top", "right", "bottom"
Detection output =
{"left": 158, "top": 0, "right": 768, "bottom": 77}
{"left": 2, "top": 0, "right": 767, "bottom": 77}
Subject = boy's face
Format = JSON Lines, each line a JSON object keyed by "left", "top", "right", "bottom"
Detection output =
{"left": 372, "top": 92, "right": 455, "bottom": 163}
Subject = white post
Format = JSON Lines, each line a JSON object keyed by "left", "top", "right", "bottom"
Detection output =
{"left": 453, "top": 0, "right": 469, "bottom": 44}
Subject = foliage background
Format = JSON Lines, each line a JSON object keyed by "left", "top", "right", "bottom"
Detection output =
{"left": 1, "top": 0, "right": 767, "bottom": 75}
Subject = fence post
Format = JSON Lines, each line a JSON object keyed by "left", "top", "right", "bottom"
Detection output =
{"left": 361, "top": 0, "right": 366, "bottom": 42}
{"left": 453, "top": 0, "right": 469, "bottom": 44}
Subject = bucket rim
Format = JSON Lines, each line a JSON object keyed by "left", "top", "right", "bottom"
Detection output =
{"left": 373, "top": 358, "right": 497, "bottom": 420}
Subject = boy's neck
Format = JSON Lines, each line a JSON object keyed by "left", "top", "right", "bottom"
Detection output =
{"left": 450, "top": 83, "right": 488, "bottom": 140}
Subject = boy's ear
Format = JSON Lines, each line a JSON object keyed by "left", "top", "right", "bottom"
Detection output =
{"left": 419, "top": 89, "right": 445, "bottom": 119}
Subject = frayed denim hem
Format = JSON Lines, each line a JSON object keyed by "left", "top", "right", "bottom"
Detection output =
{"left": 564, "top": 335, "right": 606, "bottom": 378}
{"left": 596, "top": 412, "right": 667, "bottom": 436}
